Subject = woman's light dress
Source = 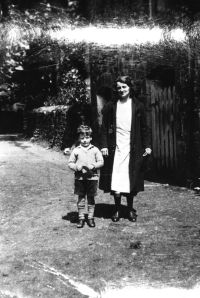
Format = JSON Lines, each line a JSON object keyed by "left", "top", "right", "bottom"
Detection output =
{"left": 111, "top": 97, "right": 132, "bottom": 193}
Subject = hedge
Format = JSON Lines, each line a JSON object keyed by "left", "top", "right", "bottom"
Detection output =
{"left": 25, "top": 105, "right": 70, "bottom": 149}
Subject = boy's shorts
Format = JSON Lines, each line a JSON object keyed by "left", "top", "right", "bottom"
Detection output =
{"left": 74, "top": 180, "right": 98, "bottom": 197}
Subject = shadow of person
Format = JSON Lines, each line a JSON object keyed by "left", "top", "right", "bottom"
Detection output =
{"left": 63, "top": 204, "right": 129, "bottom": 222}
{"left": 62, "top": 212, "right": 78, "bottom": 223}
{"left": 94, "top": 203, "right": 128, "bottom": 219}
{"left": 94, "top": 203, "right": 114, "bottom": 219}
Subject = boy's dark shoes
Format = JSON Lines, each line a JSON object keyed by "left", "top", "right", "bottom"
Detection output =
{"left": 77, "top": 219, "right": 85, "bottom": 228}
{"left": 87, "top": 218, "right": 95, "bottom": 228}
{"left": 128, "top": 209, "right": 137, "bottom": 222}
{"left": 111, "top": 211, "right": 120, "bottom": 222}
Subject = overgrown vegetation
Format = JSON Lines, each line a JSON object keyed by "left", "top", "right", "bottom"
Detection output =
{"left": 0, "top": 2, "right": 89, "bottom": 110}
{"left": 1, "top": 1, "right": 200, "bottom": 111}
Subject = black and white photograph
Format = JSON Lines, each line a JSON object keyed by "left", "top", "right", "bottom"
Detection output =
{"left": 0, "top": 1, "right": 200, "bottom": 297}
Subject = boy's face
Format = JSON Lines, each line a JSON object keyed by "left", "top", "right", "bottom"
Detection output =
{"left": 79, "top": 134, "right": 92, "bottom": 147}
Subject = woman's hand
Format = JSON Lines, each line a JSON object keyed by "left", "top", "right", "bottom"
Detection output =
{"left": 143, "top": 148, "right": 152, "bottom": 156}
{"left": 101, "top": 148, "right": 109, "bottom": 156}
{"left": 63, "top": 147, "right": 71, "bottom": 155}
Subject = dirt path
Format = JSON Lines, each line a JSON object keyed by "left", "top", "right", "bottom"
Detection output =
{"left": 0, "top": 136, "right": 200, "bottom": 298}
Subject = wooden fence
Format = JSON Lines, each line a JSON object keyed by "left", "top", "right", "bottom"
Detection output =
{"left": 146, "top": 80, "right": 178, "bottom": 172}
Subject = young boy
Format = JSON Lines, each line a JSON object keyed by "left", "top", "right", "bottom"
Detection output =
{"left": 68, "top": 125, "right": 104, "bottom": 228}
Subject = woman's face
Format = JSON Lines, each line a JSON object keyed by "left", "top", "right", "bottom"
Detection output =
{"left": 116, "top": 82, "right": 130, "bottom": 99}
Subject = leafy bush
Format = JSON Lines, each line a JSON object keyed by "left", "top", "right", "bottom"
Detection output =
{"left": 44, "top": 68, "right": 89, "bottom": 106}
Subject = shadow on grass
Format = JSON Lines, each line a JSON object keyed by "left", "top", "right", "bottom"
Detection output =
{"left": 94, "top": 203, "right": 115, "bottom": 218}
{"left": 0, "top": 134, "right": 31, "bottom": 150}
{"left": 12, "top": 141, "right": 31, "bottom": 150}
{"left": 0, "top": 134, "right": 32, "bottom": 149}
{"left": 63, "top": 203, "right": 130, "bottom": 222}
{"left": 0, "top": 134, "right": 23, "bottom": 141}
{"left": 95, "top": 203, "right": 129, "bottom": 219}
{"left": 62, "top": 212, "right": 79, "bottom": 223}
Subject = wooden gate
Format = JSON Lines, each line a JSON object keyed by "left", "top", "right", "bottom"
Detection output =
{"left": 146, "top": 81, "right": 178, "bottom": 172}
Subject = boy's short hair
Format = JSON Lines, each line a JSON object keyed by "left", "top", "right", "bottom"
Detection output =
{"left": 77, "top": 125, "right": 92, "bottom": 137}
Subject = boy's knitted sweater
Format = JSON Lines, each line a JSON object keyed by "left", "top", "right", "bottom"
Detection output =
{"left": 68, "top": 144, "right": 104, "bottom": 180}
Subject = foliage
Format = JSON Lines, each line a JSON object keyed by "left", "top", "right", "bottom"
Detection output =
{"left": 0, "top": 4, "right": 89, "bottom": 109}
{"left": 77, "top": 0, "right": 193, "bottom": 28}
{"left": 44, "top": 68, "right": 89, "bottom": 106}
{"left": 0, "top": 1, "right": 200, "bottom": 110}
{"left": 29, "top": 108, "right": 68, "bottom": 149}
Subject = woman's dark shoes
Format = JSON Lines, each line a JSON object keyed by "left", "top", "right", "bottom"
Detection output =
{"left": 87, "top": 218, "right": 95, "bottom": 228}
{"left": 112, "top": 211, "right": 120, "bottom": 222}
{"left": 128, "top": 209, "right": 137, "bottom": 222}
{"left": 77, "top": 219, "right": 85, "bottom": 228}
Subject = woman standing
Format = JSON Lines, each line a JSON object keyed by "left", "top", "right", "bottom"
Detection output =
{"left": 99, "top": 76, "right": 152, "bottom": 222}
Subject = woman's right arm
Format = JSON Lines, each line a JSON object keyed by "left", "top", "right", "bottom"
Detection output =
{"left": 100, "top": 106, "right": 109, "bottom": 156}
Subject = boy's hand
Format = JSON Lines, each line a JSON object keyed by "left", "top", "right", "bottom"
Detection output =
{"left": 81, "top": 166, "right": 93, "bottom": 178}
{"left": 87, "top": 164, "right": 95, "bottom": 170}
{"left": 82, "top": 167, "right": 88, "bottom": 174}
{"left": 76, "top": 164, "right": 83, "bottom": 171}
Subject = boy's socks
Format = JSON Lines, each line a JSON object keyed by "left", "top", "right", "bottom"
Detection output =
{"left": 77, "top": 219, "right": 85, "bottom": 228}
{"left": 87, "top": 197, "right": 95, "bottom": 219}
{"left": 88, "top": 206, "right": 95, "bottom": 219}
{"left": 77, "top": 196, "right": 86, "bottom": 220}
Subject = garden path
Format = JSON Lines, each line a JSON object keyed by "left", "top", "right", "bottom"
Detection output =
{"left": 0, "top": 136, "right": 200, "bottom": 298}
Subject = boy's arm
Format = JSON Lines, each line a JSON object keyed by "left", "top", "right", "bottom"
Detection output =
{"left": 68, "top": 149, "right": 78, "bottom": 171}
{"left": 91, "top": 148, "right": 104, "bottom": 169}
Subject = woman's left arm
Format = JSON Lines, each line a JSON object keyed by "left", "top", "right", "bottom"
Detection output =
{"left": 140, "top": 103, "right": 152, "bottom": 153}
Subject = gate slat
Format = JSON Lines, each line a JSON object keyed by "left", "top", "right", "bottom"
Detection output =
{"left": 167, "top": 87, "right": 171, "bottom": 168}
{"left": 155, "top": 85, "right": 161, "bottom": 169}
{"left": 163, "top": 88, "right": 168, "bottom": 168}
{"left": 150, "top": 84, "right": 158, "bottom": 164}
{"left": 168, "top": 86, "right": 174, "bottom": 169}
{"left": 160, "top": 88, "right": 165, "bottom": 167}
{"left": 172, "top": 86, "right": 178, "bottom": 168}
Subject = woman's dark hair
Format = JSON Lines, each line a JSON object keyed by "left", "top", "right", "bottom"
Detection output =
{"left": 115, "top": 76, "right": 133, "bottom": 88}
{"left": 113, "top": 76, "right": 135, "bottom": 99}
